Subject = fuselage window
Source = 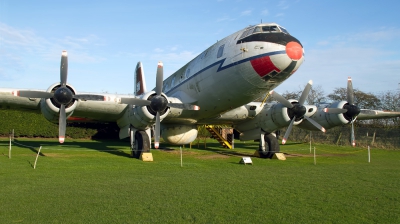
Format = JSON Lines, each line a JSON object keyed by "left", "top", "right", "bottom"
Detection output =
{"left": 185, "top": 68, "right": 191, "bottom": 78}
{"left": 171, "top": 76, "right": 175, "bottom": 87}
{"left": 217, "top": 44, "right": 225, "bottom": 58}
{"left": 164, "top": 82, "right": 170, "bottom": 92}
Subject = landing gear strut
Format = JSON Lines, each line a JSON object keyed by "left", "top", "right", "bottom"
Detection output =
{"left": 258, "top": 133, "right": 280, "bottom": 159}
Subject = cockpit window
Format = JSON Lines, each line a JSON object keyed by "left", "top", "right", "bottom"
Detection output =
{"left": 239, "top": 24, "right": 290, "bottom": 40}
{"left": 239, "top": 27, "right": 255, "bottom": 39}
{"left": 253, "top": 26, "right": 262, "bottom": 34}
{"left": 279, "top": 26, "right": 289, "bottom": 34}
{"left": 262, "top": 25, "right": 279, "bottom": 32}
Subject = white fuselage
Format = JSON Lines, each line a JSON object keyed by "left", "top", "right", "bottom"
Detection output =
{"left": 162, "top": 23, "right": 304, "bottom": 124}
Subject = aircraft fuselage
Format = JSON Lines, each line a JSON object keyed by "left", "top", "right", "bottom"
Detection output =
{"left": 162, "top": 23, "right": 304, "bottom": 123}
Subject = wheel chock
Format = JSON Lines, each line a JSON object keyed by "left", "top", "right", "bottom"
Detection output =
{"left": 140, "top": 152, "right": 153, "bottom": 162}
{"left": 272, "top": 153, "right": 286, "bottom": 160}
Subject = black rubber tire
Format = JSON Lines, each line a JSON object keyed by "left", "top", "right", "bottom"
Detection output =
{"left": 259, "top": 133, "right": 280, "bottom": 159}
{"left": 131, "top": 130, "right": 150, "bottom": 159}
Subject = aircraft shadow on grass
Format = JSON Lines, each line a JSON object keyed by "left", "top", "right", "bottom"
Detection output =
{"left": 162, "top": 142, "right": 258, "bottom": 158}
{"left": 4, "top": 139, "right": 132, "bottom": 158}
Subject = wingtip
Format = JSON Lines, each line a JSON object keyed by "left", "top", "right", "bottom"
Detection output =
{"left": 59, "top": 137, "right": 65, "bottom": 144}
{"left": 154, "top": 142, "right": 159, "bottom": 149}
{"left": 308, "top": 80, "right": 313, "bottom": 85}
{"left": 282, "top": 139, "right": 287, "bottom": 145}
{"left": 322, "top": 127, "right": 326, "bottom": 133}
{"left": 157, "top": 61, "right": 163, "bottom": 68}
{"left": 62, "top": 50, "right": 67, "bottom": 57}
{"left": 348, "top": 76, "right": 352, "bottom": 81}
{"left": 194, "top": 105, "right": 200, "bottom": 110}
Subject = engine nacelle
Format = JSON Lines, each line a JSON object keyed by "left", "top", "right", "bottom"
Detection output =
{"left": 117, "top": 91, "right": 170, "bottom": 131}
{"left": 161, "top": 124, "right": 198, "bottom": 145}
{"left": 40, "top": 83, "right": 78, "bottom": 123}
{"left": 297, "top": 101, "right": 350, "bottom": 131}
{"left": 235, "top": 101, "right": 303, "bottom": 140}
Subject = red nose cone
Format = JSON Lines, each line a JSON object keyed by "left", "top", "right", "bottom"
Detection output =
{"left": 286, "top": 41, "right": 303, "bottom": 60}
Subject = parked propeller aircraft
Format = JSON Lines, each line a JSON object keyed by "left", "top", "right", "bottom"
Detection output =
{"left": 1, "top": 23, "right": 399, "bottom": 159}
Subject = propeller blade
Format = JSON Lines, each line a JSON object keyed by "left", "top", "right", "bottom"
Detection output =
{"left": 298, "top": 80, "right": 312, "bottom": 105}
{"left": 59, "top": 104, "right": 66, "bottom": 143}
{"left": 351, "top": 121, "right": 356, "bottom": 147}
{"left": 154, "top": 112, "right": 161, "bottom": 149}
{"left": 282, "top": 117, "right": 296, "bottom": 145}
{"left": 156, "top": 61, "right": 163, "bottom": 96}
{"left": 168, "top": 103, "right": 200, "bottom": 110}
{"left": 303, "top": 116, "right": 326, "bottom": 132}
{"left": 17, "top": 90, "right": 54, "bottom": 99}
{"left": 120, "top": 97, "right": 151, "bottom": 106}
{"left": 74, "top": 94, "right": 105, "bottom": 101}
{"left": 323, "top": 108, "right": 348, "bottom": 114}
{"left": 60, "top": 50, "right": 68, "bottom": 86}
{"left": 270, "top": 90, "right": 293, "bottom": 108}
{"left": 347, "top": 77, "right": 354, "bottom": 105}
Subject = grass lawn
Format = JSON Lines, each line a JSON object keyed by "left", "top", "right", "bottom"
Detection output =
{"left": 1, "top": 138, "right": 399, "bottom": 223}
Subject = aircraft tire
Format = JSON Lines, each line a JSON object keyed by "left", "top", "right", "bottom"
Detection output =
{"left": 132, "top": 130, "right": 150, "bottom": 159}
{"left": 259, "top": 133, "right": 280, "bottom": 159}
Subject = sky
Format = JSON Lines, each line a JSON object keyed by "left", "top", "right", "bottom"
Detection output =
{"left": 1, "top": 0, "right": 400, "bottom": 96}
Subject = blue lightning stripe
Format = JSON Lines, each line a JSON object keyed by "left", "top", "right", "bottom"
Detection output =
{"left": 165, "top": 50, "right": 286, "bottom": 94}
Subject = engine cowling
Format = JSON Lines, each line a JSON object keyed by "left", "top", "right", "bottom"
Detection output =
{"left": 40, "top": 83, "right": 78, "bottom": 123}
{"left": 117, "top": 91, "right": 170, "bottom": 131}
{"left": 161, "top": 124, "right": 198, "bottom": 145}
{"left": 297, "top": 101, "right": 350, "bottom": 131}
{"left": 235, "top": 101, "right": 305, "bottom": 141}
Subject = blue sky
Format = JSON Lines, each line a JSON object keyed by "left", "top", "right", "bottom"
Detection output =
{"left": 1, "top": 0, "right": 400, "bottom": 96}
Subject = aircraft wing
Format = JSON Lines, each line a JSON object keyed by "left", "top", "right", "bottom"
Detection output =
{"left": 0, "top": 88, "right": 128, "bottom": 123}
{"left": 357, "top": 109, "right": 400, "bottom": 120}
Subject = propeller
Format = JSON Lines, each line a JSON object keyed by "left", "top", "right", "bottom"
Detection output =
{"left": 270, "top": 80, "right": 326, "bottom": 144}
{"left": 323, "top": 77, "right": 360, "bottom": 146}
{"left": 120, "top": 61, "right": 200, "bottom": 149}
{"left": 17, "top": 50, "right": 105, "bottom": 143}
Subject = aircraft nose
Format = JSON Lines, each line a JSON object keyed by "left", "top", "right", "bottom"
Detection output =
{"left": 286, "top": 41, "right": 303, "bottom": 60}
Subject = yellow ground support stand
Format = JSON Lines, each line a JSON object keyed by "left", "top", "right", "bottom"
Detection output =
{"left": 140, "top": 152, "right": 153, "bottom": 162}
{"left": 205, "top": 125, "right": 232, "bottom": 149}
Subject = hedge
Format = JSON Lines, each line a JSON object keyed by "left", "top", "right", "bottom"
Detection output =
{"left": 0, "top": 109, "right": 119, "bottom": 139}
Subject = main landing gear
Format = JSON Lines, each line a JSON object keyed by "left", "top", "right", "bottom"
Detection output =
{"left": 258, "top": 133, "right": 280, "bottom": 159}
{"left": 130, "top": 128, "right": 150, "bottom": 159}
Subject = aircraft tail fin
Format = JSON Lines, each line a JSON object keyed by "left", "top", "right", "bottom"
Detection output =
{"left": 134, "top": 62, "right": 147, "bottom": 96}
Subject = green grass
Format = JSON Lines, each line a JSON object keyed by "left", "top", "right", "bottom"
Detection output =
{"left": 1, "top": 138, "right": 399, "bottom": 223}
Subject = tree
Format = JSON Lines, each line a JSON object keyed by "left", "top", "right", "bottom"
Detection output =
{"left": 307, "top": 85, "right": 326, "bottom": 105}
{"left": 378, "top": 90, "right": 400, "bottom": 127}
{"left": 281, "top": 90, "right": 301, "bottom": 101}
{"left": 327, "top": 88, "right": 381, "bottom": 109}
